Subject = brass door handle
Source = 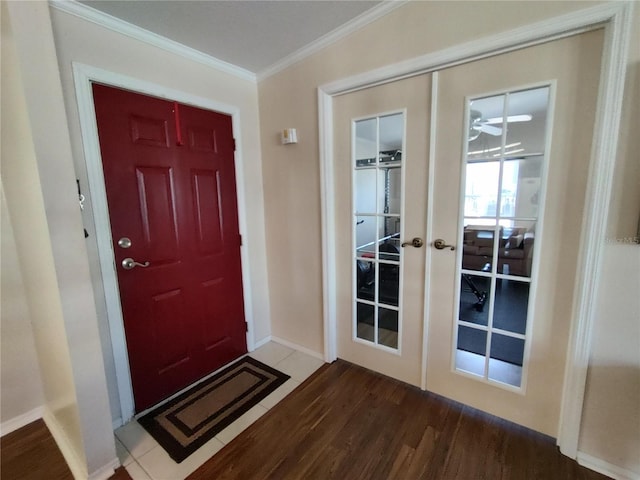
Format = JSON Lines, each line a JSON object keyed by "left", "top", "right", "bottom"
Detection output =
{"left": 433, "top": 238, "right": 455, "bottom": 250}
{"left": 401, "top": 237, "right": 424, "bottom": 248}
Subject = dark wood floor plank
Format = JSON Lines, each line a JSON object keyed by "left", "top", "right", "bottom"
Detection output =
{"left": 188, "top": 360, "right": 609, "bottom": 480}
{"left": 2, "top": 363, "right": 608, "bottom": 480}
{"left": 0, "top": 419, "right": 132, "bottom": 480}
{"left": 109, "top": 466, "right": 134, "bottom": 480}
{"left": 1, "top": 419, "right": 74, "bottom": 480}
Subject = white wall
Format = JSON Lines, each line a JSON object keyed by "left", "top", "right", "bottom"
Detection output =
{"left": 0, "top": 184, "right": 45, "bottom": 430}
{"left": 4, "top": 2, "right": 116, "bottom": 477}
{"left": 48, "top": 3, "right": 270, "bottom": 424}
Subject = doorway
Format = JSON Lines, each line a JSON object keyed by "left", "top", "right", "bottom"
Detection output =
{"left": 92, "top": 84, "right": 248, "bottom": 412}
{"left": 73, "top": 63, "right": 258, "bottom": 423}
{"left": 330, "top": 28, "right": 604, "bottom": 437}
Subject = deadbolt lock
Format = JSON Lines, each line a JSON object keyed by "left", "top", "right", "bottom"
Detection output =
{"left": 118, "top": 237, "right": 132, "bottom": 249}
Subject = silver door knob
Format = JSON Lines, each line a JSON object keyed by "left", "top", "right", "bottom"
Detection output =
{"left": 433, "top": 239, "right": 455, "bottom": 250}
{"left": 121, "top": 257, "right": 150, "bottom": 270}
{"left": 117, "top": 237, "right": 132, "bottom": 249}
{"left": 401, "top": 237, "right": 424, "bottom": 248}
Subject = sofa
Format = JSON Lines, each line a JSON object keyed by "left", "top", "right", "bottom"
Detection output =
{"left": 462, "top": 225, "right": 534, "bottom": 277}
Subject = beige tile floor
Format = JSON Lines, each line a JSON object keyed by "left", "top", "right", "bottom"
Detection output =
{"left": 114, "top": 341, "right": 325, "bottom": 480}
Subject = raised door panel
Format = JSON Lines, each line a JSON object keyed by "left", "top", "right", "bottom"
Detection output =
{"left": 135, "top": 166, "right": 180, "bottom": 263}
{"left": 191, "top": 169, "right": 224, "bottom": 256}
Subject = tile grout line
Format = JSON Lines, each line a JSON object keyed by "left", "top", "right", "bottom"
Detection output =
{"left": 125, "top": 458, "right": 153, "bottom": 480}
{"left": 134, "top": 446, "right": 160, "bottom": 480}
{"left": 116, "top": 342, "right": 321, "bottom": 478}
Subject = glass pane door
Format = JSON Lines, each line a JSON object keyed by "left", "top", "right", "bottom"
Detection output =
{"left": 353, "top": 112, "right": 404, "bottom": 351}
{"left": 455, "top": 86, "right": 550, "bottom": 388}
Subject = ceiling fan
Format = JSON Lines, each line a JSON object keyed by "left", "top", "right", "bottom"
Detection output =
{"left": 469, "top": 109, "right": 532, "bottom": 140}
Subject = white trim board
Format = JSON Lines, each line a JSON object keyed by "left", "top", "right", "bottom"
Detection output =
{"left": 0, "top": 407, "right": 44, "bottom": 437}
{"left": 252, "top": 335, "right": 272, "bottom": 351}
{"left": 112, "top": 417, "right": 123, "bottom": 431}
{"left": 250, "top": 335, "right": 325, "bottom": 361}
{"left": 44, "top": 408, "right": 121, "bottom": 480}
{"left": 72, "top": 62, "right": 258, "bottom": 425}
{"left": 557, "top": 1, "right": 634, "bottom": 459}
{"left": 43, "top": 409, "right": 89, "bottom": 480}
{"left": 577, "top": 452, "right": 639, "bottom": 480}
{"left": 271, "top": 336, "right": 325, "bottom": 362}
{"left": 49, "top": 0, "right": 256, "bottom": 83}
{"left": 49, "top": 0, "right": 407, "bottom": 85}
{"left": 420, "top": 72, "right": 438, "bottom": 391}
{"left": 88, "top": 460, "right": 122, "bottom": 480}
{"left": 256, "top": 0, "right": 408, "bottom": 81}
{"left": 318, "top": 0, "right": 633, "bottom": 461}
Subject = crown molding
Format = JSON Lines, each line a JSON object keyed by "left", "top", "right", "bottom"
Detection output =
{"left": 49, "top": 0, "right": 406, "bottom": 85}
{"left": 49, "top": 0, "right": 257, "bottom": 83}
{"left": 257, "top": 0, "right": 408, "bottom": 82}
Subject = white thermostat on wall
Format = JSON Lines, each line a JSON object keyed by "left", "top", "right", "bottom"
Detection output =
{"left": 281, "top": 128, "right": 298, "bottom": 145}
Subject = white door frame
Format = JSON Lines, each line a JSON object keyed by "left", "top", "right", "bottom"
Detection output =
{"left": 72, "top": 62, "right": 257, "bottom": 425}
{"left": 318, "top": 2, "right": 633, "bottom": 458}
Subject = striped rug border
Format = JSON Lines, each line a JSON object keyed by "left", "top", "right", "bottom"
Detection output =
{"left": 138, "top": 356, "right": 290, "bottom": 463}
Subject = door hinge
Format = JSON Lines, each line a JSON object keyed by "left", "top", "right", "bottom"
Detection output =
{"left": 232, "top": 138, "right": 237, "bottom": 151}
{"left": 239, "top": 234, "right": 243, "bottom": 246}
{"left": 245, "top": 321, "right": 249, "bottom": 332}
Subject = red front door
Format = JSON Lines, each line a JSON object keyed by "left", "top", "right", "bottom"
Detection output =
{"left": 92, "top": 84, "right": 247, "bottom": 412}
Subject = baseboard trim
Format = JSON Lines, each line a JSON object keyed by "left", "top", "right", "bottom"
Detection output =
{"left": 577, "top": 451, "right": 639, "bottom": 480}
{"left": 252, "top": 335, "right": 272, "bottom": 350}
{"left": 42, "top": 413, "right": 119, "bottom": 480}
{"left": 112, "top": 417, "right": 123, "bottom": 430}
{"left": 88, "top": 458, "right": 120, "bottom": 480}
{"left": 43, "top": 409, "right": 89, "bottom": 480}
{"left": 271, "top": 336, "right": 325, "bottom": 361}
{"left": 0, "top": 406, "right": 44, "bottom": 437}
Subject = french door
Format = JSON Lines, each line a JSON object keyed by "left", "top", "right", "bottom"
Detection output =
{"left": 333, "top": 75, "right": 431, "bottom": 386}
{"left": 333, "top": 29, "right": 603, "bottom": 436}
{"left": 426, "top": 30, "right": 603, "bottom": 435}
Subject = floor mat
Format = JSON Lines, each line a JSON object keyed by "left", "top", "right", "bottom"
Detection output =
{"left": 138, "top": 356, "right": 290, "bottom": 463}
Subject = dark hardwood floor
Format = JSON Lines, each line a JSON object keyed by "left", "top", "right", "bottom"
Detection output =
{"left": 0, "top": 419, "right": 131, "bottom": 480}
{"left": 1, "top": 362, "right": 610, "bottom": 479}
{"left": 1, "top": 420, "right": 73, "bottom": 480}
{"left": 189, "top": 360, "right": 608, "bottom": 480}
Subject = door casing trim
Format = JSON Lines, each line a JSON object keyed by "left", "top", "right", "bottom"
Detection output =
{"left": 318, "top": 1, "right": 633, "bottom": 458}
{"left": 72, "top": 62, "right": 257, "bottom": 425}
